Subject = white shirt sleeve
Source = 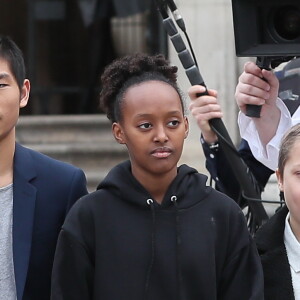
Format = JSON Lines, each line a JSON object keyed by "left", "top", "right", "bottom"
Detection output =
{"left": 238, "top": 98, "right": 293, "bottom": 171}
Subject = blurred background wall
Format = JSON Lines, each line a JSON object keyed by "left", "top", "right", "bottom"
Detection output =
{"left": 1, "top": 0, "right": 246, "bottom": 175}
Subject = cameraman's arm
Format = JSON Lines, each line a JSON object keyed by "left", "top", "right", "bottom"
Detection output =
{"left": 188, "top": 86, "right": 272, "bottom": 202}
{"left": 188, "top": 85, "right": 222, "bottom": 144}
{"left": 188, "top": 86, "right": 243, "bottom": 201}
{"left": 236, "top": 62, "right": 293, "bottom": 170}
{"left": 235, "top": 62, "right": 281, "bottom": 145}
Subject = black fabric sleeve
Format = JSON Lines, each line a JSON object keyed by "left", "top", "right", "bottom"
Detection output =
{"left": 51, "top": 229, "right": 94, "bottom": 300}
{"left": 51, "top": 197, "right": 95, "bottom": 300}
{"left": 238, "top": 139, "right": 273, "bottom": 188}
{"left": 218, "top": 206, "right": 264, "bottom": 300}
{"left": 201, "top": 136, "right": 273, "bottom": 205}
{"left": 219, "top": 238, "right": 264, "bottom": 300}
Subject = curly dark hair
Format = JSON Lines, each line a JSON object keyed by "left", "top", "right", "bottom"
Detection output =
{"left": 99, "top": 53, "right": 184, "bottom": 123}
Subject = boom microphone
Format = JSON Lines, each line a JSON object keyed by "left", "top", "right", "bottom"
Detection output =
{"left": 154, "top": 0, "right": 169, "bottom": 19}
{"left": 166, "top": 0, "right": 186, "bottom": 31}
{"left": 154, "top": 0, "right": 269, "bottom": 232}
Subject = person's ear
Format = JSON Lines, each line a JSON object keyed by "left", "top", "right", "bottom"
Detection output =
{"left": 184, "top": 116, "right": 189, "bottom": 139}
{"left": 275, "top": 169, "right": 284, "bottom": 192}
{"left": 19, "top": 79, "right": 30, "bottom": 108}
{"left": 112, "top": 122, "right": 126, "bottom": 144}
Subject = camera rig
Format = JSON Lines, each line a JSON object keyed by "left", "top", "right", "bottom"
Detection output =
{"left": 232, "top": 0, "right": 300, "bottom": 117}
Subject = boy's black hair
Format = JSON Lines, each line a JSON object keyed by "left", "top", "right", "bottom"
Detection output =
{"left": 99, "top": 53, "right": 185, "bottom": 123}
{"left": 0, "top": 35, "right": 26, "bottom": 91}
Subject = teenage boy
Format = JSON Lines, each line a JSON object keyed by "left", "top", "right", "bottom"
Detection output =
{"left": 0, "top": 35, "right": 88, "bottom": 299}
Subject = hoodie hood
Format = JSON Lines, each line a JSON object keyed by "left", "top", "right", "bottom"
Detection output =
{"left": 97, "top": 160, "right": 214, "bottom": 299}
{"left": 97, "top": 160, "right": 212, "bottom": 209}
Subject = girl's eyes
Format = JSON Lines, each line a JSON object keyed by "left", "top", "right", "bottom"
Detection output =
{"left": 138, "top": 120, "right": 180, "bottom": 129}
{"left": 0, "top": 83, "right": 8, "bottom": 88}
{"left": 138, "top": 123, "right": 152, "bottom": 129}
{"left": 168, "top": 120, "right": 180, "bottom": 127}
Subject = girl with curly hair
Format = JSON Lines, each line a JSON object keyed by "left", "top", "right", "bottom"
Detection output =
{"left": 51, "top": 53, "right": 263, "bottom": 300}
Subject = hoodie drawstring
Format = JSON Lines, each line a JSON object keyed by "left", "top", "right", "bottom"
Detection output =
{"left": 171, "top": 196, "right": 184, "bottom": 300}
{"left": 144, "top": 196, "right": 184, "bottom": 300}
{"left": 144, "top": 199, "right": 156, "bottom": 300}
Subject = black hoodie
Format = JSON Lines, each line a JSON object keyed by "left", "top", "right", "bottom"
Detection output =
{"left": 51, "top": 161, "right": 263, "bottom": 300}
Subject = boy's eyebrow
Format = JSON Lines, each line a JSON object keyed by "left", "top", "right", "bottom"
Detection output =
{"left": 0, "top": 72, "right": 10, "bottom": 80}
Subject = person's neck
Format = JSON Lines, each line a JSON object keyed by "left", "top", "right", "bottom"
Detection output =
{"left": 133, "top": 168, "right": 177, "bottom": 204}
{"left": 0, "top": 132, "right": 15, "bottom": 187}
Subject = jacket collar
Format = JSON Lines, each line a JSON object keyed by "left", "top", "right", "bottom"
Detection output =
{"left": 255, "top": 205, "right": 295, "bottom": 300}
{"left": 255, "top": 205, "right": 288, "bottom": 251}
{"left": 13, "top": 143, "right": 37, "bottom": 300}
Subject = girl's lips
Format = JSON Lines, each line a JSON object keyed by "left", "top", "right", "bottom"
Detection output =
{"left": 151, "top": 147, "right": 172, "bottom": 158}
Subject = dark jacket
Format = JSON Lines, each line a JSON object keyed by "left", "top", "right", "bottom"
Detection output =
{"left": 13, "top": 143, "right": 88, "bottom": 300}
{"left": 202, "top": 138, "right": 273, "bottom": 204}
{"left": 51, "top": 160, "right": 263, "bottom": 300}
{"left": 255, "top": 205, "right": 295, "bottom": 300}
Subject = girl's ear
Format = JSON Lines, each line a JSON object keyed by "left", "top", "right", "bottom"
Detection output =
{"left": 112, "top": 122, "right": 126, "bottom": 144}
{"left": 275, "top": 169, "right": 284, "bottom": 192}
{"left": 184, "top": 116, "right": 189, "bottom": 139}
{"left": 19, "top": 79, "right": 30, "bottom": 108}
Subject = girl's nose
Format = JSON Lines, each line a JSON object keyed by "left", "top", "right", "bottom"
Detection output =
{"left": 153, "top": 126, "right": 168, "bottom": 143}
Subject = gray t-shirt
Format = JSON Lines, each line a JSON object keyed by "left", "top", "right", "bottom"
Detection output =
{"left": 0, "top": 183, "right": 17, "bottom": 300}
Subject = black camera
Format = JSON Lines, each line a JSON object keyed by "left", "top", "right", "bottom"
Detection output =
{"left": 232, "top": 0, "right": 300, "bottom": 57}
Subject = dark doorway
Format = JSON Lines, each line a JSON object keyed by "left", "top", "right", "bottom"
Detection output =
{"left": 0, "top": 0, "right": 167, "bottom": 115}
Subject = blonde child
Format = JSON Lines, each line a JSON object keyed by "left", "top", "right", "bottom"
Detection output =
{"left": 255, "top": 123, "right": 300, "bottom": 299}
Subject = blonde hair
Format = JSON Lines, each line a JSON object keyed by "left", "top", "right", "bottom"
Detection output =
{"left": 278, "top": 123, "right": 300, "bottom": 175}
